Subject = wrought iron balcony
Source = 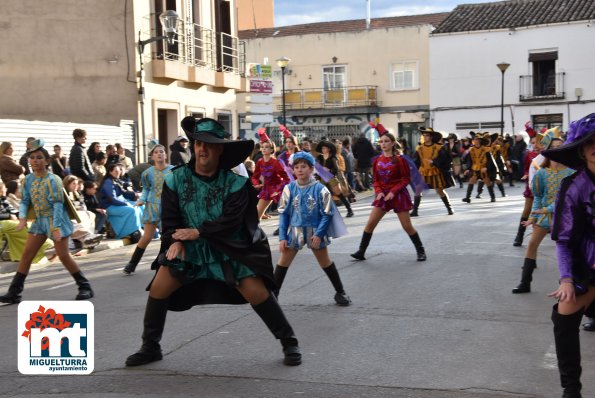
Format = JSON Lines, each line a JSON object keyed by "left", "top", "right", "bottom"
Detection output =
{"left": 519, "top": 72, "right": 565, "bottom": 101}
{"left": 275, "top": 86, "right": 380, "bottom": 110}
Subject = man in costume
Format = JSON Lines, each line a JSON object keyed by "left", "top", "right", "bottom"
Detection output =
{"left": 125, "top": 117, "right": 302, "bottom": 367}
{"left": 462, "top": 132, "right": 497, "bottom": 203}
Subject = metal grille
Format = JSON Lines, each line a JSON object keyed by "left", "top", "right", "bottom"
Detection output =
{"left": 267, "top": 125, "right": 360, "bottom": 145}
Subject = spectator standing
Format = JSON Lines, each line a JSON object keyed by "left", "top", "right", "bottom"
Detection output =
{"left": 69, "top": 128, "right": 95, "bottom": 182}
{"left": 352, "top": 133, "right": 377, "bottom": 190}
{"left": 50, "top": 144, "right": 68, "bottom": 179}
{"left": 0, "top": 142, "right": 25, "bottom": 184}
{"left": 18, "top": 137, "right": 36, "bottom": 175}
{"left": 169, "top": 136, "right": 191, "bottom": 166}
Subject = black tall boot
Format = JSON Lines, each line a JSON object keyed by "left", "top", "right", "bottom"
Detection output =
{"left": 440, "top": 194, "right": 454, "bottom": 215}
{"left": 410, "top": 196, "right": 422, "bottom": 217}
{"left": 552, "top": 304, "right": 583, "bottom": 398}
{"left": 487, "top": 185, "right": 496, "bottom": 202}
{"left": 273, "top": 265, "right": 288, "bottom": 297}
{"left": 508, "top": 173, "right": 515, "bottom": 187}
{"left": 511, "top": 258, "right": 536, "bottom": 294}
{"left": 126, "top": 296, "right": 170, "bottom": 366}
{"left": 252, "top": 294, "right": 302, "bottom": 366}
{"left": 513, "top": 217, "right": 528, "bottom": 246}
{"left": 408, "top": 232, "right": 427, "bottom": 261}
{"left": 339, "top": 194, "right": 353, "bottom": 217}
{"left": 351, "top": 231, "right": 372, "bottom": 260}
{"left": 322, "top": 262, "right": 351, "bottom": 306}
{"left": 457, "top": 175, "right": 464, "bottom": 188}
{"left": 72, "top": 271, "right": 94, "bottom": 300}
{"left": 123, "top": 247, "right": 146, "bottom": 275}
{"left": 0, "top": 272, "right": 26, "bottom": 304}
{"left": 476, "top": 181, "right": 484, "bottom": 198}
{"left": 497, "top": 182, "right": 506, "bottom": 197}
{"left": 462, "top": 184, "right": 474, "bottom": 203}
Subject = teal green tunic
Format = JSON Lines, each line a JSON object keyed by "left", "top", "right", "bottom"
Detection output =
{"left": 161, "top": 167, "right": 255, "bottom": 284}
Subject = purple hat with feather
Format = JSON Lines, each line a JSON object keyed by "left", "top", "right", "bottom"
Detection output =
{"left": 542, "top": 113, "right": 595, "bottom": 169}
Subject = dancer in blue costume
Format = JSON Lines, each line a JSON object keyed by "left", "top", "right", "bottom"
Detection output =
{"left": 0, "top": 139, "right": 93, "bottom": 303}
{"left": 125, "top": 117, "right": 301, "bottom": 367}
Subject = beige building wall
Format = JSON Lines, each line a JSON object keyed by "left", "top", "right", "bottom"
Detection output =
{"left": 237, "top": 0, "right": 274, "bottom": 30}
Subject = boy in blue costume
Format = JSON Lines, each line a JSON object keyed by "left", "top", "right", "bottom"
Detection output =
{"left": 273, "top": 151, "right": 352, "bottom": 306}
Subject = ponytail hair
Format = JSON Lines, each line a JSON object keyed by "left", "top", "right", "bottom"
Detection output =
{"left": 382, "top": 132, "right": 402, "bottom": 163}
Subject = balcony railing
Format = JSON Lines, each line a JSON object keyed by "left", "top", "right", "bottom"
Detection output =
{"left": 519, "top": 72, "right": 565, "bottom": 101}
{"left": 141, "top": 15, "right": 245, "bottom": 76}
{"left": 276, "top": 86, "right": 380, "bottom": 110}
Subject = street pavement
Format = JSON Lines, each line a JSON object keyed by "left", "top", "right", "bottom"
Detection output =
{"left": 0, "top": 184, "right": 592, "bottom": 397}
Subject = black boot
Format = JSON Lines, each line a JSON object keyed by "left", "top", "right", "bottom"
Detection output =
{"left": 476, "top": 181, "right": 484, "bottom": 198}
{"left": 552, "top": 304, "right": 583, "bottom": 398}
{"left": 351, "top": 231, "right": 372, "bottom": 260}
{"left": 273, "top": 265, "right": 288, "bottom": 297}
{"left": 72, "top": 271, "right": 94, "bottom": 300}
{"left": 440, "top": 194, "right": 454, "bottom": 215}
{"left": 410, "top": 196, "right": 421, "bottom": 217}
{"left": 513, "top": 218, "right": 528, "bottom": 246}
{"left": 123, "top": 247, "right": 146, "bottom": 275}
{"left": 408, "top": 232, "right": 427, "bottom": 261}
{"left": 487, "top": 185, "right": 496, "bottom": 202}
{"left": 457, "top": 175, "right": 464, "bottom": 188}
{"left": 252, "top": 294, "right": 302, "bottom": 366}
{"left": 508, "top": 174, "right": 515, "bottom": 187}
{"left": 511, "top": 258, "right": 536, "bottom": 294}
{"left": 0, "top": 272, "right": 26, "bottom": 304}
{"left": 126, "top": 296, "right": 169, "bottom": 366}
{"left": 339, "top": 194, "right": 354, "bottom": 217}
{"left": 322, "top": 263, "right": 351, "bottom": 306}
{"left": 497, "top": 182, "right": 506, "bottom": 197}
{"left": 462, "top": 184, "right": 474, "bottom": 203}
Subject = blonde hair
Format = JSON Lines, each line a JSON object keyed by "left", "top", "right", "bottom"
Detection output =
{"left": 0, "top": 142, "right": 12, "bottom": 156}
{"left": 62, "top": 175, "right": 80, "bottom": 190}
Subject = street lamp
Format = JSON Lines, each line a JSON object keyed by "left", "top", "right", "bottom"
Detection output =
{"left": 276, "top": 56, "right": 291, "bottom": 126}
{"left": 137, "top": 10, "right": 179, "bottom": 162}
{"left": 497, "top": 62, "right": 510, "bottom": 136}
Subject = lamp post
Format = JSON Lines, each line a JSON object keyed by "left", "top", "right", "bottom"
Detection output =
{"left": 497, "top": 62, "right": 510, "bottom": 136}
{"left": 276, "top": 56, "right": 291, "bottom": 126}
{"left": 137, "top": 10, "right": 179, "bottom": 162}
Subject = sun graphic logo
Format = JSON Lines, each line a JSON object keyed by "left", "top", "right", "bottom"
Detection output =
{"left": 18, "top": 301, "right": 94, "bottom": 374}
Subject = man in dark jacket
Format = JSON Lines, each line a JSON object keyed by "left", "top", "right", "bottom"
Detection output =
{"left": 351, "top": 134, "right": 377, "bottom": 189}
{"left": 69, "top": 129, "right": 95, "bottom": 182}
{"left": 169, "top": 136, "right": 191, "bottom": 166}
{"left": 18, "top": 137, "right": 36, "bottom": 175}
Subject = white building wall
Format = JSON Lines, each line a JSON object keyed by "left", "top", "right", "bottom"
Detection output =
{"left": 429, "top": 21, "right": 595, "bottom": 134}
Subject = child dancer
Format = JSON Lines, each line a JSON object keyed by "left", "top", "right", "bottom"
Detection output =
{"left": 351, "top": 132, "right": 426, "bottom": 262}
{"left": 251, "top": 131, "right": 290, "bottom": 220}
{"left": 0, "top": 139, "right": 93, "bottom": 303}
{"left": 123, "top": 141, "right": 173, "bottom": 274}
{"left": 273, "top": 152, "right": 351, "bottom": 306}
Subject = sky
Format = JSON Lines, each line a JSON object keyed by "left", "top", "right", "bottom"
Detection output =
{"left": 275, "top": 0, "right": 495, "bottom": 26}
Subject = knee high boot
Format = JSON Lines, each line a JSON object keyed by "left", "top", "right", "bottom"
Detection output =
{"left": 126, "top": 296, "right": 170, "bottom": 366}
{"left": 487, "top": 185, "right": 496, "bottom": 202}
{"left": 252, "top": 294, "right": 302, "bottom": 366}
{"left": 440, "top": 194, "right": 454, "bottom": 215}
{"left": 408, "top": 232, "right": 427, "bottom": 261}
{"left": 513, "top": 217, "right": 528, "bottom": 246}
{"left": 508, "top": 173, "right": 515, "bottom": 187}
{"left": 511, "top": 258, "right": 536, "bottom": 293}
{"left": 410, "top": 196, "right": 422, "bottom": 217}
{"left": 322, "top": 262, "right": 351, "bottom": 306}
{"left": 462, "top": 184, "right": 474, "bottom": 203}
{"left": 273, "top": 265, "right": 289, "bottom": 297}
{"left": 72, "top": 271, "right": 94, "bottom": 300}
{"left": 351, "top": 231, "right": 372, "bottom": 260}
{"left": 476, "top": 181, "right": 484, "bottom": 198}
{"left": 497, "top": 182, "right": 506, "bottom": 197}
{"left": 552, "top": 304, "right": 583, "bottom": 398}
{"left": 457, "top": 175, "right": 464, "bottom": 188}
{"left": 339, "top": 194, "right": 353, "bottom": 217}
{"left": 123, "top": 247, "right": 146, "bottom": 275}
{"left": 0, "top": 271, "right": 27, "bottom": 304}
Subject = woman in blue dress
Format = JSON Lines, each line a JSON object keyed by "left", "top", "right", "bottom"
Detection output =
{"left": 98, "top": 163, "right": 144, "bottom": 241}
{"left": 123, "top": 142, "right": 173, "bottom": 274}
{"left": 0, "top": 139, "right": 93, "bottom": 303}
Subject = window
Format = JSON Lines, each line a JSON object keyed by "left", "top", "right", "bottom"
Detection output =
{"left": 322, "top": 66, "right": 346, "bottom": 90}
{"left": 532, "top": 113, "right": 563, "bottom": 132}
{"left": 216, "top": 112, "right": 232, "bottom": 135}
{"left": 530, "top": 51, "right": 557, "bottom": 96}
{"left": 391, "top": 61, "right": 418, "bottom": 90}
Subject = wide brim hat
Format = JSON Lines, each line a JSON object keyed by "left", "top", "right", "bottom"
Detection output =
{"left": 542, "top": 113, "right": 595, "bottom": 169}
{"left": 181, "top": 116, "right": 254, "bottom": 170}
{"left": 419, "top": 126, "right": 443, "bottom": 143}
{"left": 316, "top": 140, "right": 337, "bottom": 157}
{"left": 472, "top": 133, "right": 491, "bottom": 146}
{"left": 25, "top": 138, "right": 47, "bottom": 155}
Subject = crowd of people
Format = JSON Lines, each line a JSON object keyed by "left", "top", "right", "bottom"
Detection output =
{"left": 0, "top": 113, "right": 593, "bottom": 397}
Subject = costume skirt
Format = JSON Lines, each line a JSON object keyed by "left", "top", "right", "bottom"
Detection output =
{"left": 286, "top": 226, "right": 330, "bottom": 250}
{"left": 423, "top": 173, "right": 446, "bottom": 190}
{"left": 258, "top": 182, "right": 285, "bottom": 202}
{"left": 29, "top": 214, "right": 73, "bottom": 239}
{"left": 106, "top": 202, "right": 144, "bottom": 238}
{"left": 161, "top": 253, "right": 255, "bottom": 286}
{"left": 372, "top": 189, "right": 412, "bottom": 213}
{"left": 142, "top": 201, "right": 161, "bottom": 224}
